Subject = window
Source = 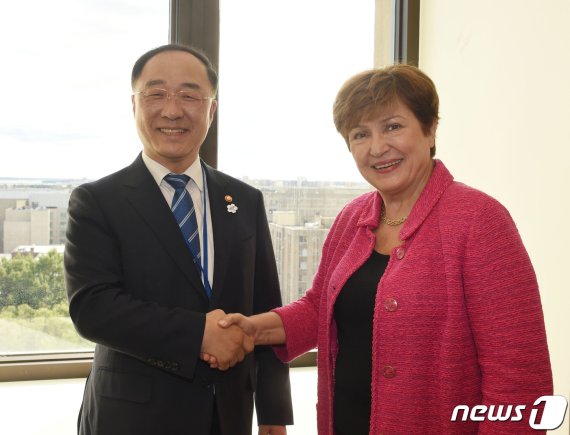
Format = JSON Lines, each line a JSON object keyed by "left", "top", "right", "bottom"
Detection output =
{"left": 218, "top": 0, "right": 375, "bottom": 303}
{"left": 0, "top": 1, "right": 168, "bottom": 362}
{"left": 2, "top": 0, "right": 378, "bottom": 378}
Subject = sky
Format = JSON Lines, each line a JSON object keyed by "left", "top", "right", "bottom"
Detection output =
{"left": 0, "top": 0, "right": 374, "bottom": 182}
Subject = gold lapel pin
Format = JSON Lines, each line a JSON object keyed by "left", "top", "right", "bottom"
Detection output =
{"left": 224, "top": 195, "right": 233, "bottom": 203}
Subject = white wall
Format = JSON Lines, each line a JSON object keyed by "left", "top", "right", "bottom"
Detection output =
{"left": 419, "top": 0, "right": 570, "bottom": 432}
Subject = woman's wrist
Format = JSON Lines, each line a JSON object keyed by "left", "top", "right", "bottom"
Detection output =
{"left": 251, "top": 312, "right": 286, "bottom": 345}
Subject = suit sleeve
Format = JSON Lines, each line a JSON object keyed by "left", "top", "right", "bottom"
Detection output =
{"left": 462, "top": 199, "right": 553, "bottom": 434}
{"left": 64, "top": 185, "right": 205, "bottom": 380}
{"left": 251, "top": 191, "right": 294, "bottom": 426}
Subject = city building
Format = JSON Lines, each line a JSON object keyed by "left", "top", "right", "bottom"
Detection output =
{"left": 254, "top": 181, "right": 372, "bottom": 303}
{"left": 3, "top": 206, "right": 52, "bottom": 253}
{"left": 270, "top": 217, "right": 332, "bottom": 304}
{"left": 0, "top": 178, "right": 370, "bottom": 302}
{"left": 0, "top": 198, "right": 27, "bottom": 254}
{"left": 0, "top": 188, "right": 71, "bottom": 254}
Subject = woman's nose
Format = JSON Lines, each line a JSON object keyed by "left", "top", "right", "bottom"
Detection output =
{"left": 369, "top": 133, "right": 389, "bottom": 156}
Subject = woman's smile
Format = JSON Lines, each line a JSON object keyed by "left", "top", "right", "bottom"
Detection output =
{"left": 371, "top": 158, "right": 404, "bottom": 171}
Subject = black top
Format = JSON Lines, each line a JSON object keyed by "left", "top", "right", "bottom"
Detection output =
{"left": 333, "top": 250, "right": 389, "bottom": 435}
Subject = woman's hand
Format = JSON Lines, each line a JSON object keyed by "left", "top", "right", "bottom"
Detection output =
{"left": 219, "top": 313, "right": 259, "bottom": 339}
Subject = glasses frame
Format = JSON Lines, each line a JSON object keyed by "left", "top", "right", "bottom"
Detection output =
{"left": 133, "top": 88, "right": 215, "bottom": 107}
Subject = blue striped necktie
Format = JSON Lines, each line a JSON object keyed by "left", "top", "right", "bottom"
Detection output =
{"left": 164, "top": 174, "right": 202, "bottom": 271}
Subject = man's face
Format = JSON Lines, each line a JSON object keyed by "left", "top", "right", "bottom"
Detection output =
{"left": 132, "top": 50, "right": 217, "bottom": 173}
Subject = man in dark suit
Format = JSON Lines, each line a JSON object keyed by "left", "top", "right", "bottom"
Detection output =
{"left": 64, "top": 44, "right": 293, "bottom": 435}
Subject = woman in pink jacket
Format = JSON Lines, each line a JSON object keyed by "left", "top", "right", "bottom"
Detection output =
{"left": 207, "top": 65, "right": 553, "bottom": 434}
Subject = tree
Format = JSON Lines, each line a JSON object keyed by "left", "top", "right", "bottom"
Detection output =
{"left": 32, "top": 250, "right": 67, "bottom": 307}
{"left": 0, "top": 251, "right": 66, "bottom": 310}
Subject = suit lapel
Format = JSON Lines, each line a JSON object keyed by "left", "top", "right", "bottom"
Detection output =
{"left": 203, "top": 163, "right": 235, "bottom": 306}
{"left": 120, "top": 155, "right": 208, "bottom": 302}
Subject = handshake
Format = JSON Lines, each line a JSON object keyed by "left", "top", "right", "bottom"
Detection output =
{"left": 200, "top": 309, "right": 256, "bottom": 371}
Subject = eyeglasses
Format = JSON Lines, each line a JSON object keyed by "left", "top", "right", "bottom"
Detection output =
{"left": 134, "top": 88, "right": 214, "bottom": 108}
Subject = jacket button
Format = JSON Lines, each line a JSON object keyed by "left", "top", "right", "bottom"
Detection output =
{"left": 382, "top": 365, "right": 396, "bottom": 378}
{"left": 395, "top": 247, "right": 405, "bottom": 260}
{"left": 384, "top": 298, "right": 398, "bottom": 312}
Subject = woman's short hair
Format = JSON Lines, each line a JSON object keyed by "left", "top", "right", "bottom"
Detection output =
{"left": 333, "top": 64, "right": 439, "bottom": 157}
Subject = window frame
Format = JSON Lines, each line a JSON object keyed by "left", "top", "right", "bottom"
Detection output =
{"left": 1, "top": 0, "right": 415, "bottom": 382}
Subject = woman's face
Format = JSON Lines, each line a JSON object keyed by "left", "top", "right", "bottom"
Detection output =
{"left": 348, "top": 99, "right": 436, "bottom": 202}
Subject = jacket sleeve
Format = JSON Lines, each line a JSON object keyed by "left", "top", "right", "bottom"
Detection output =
{"left": 64, "top": 184, "right": 206, "bottom": 380}
{"left": 251, "top": 191, "right": 294, "bottom": 426}
{"left": 462, "top": 198, "right": 553, "bottom": 434}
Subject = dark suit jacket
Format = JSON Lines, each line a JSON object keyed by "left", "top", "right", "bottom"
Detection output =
{"left": 64, "top": 154, "right": 293, "bottom": 435}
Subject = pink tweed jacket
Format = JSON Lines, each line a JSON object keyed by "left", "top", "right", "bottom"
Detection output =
{"left": 273, "top": 160, "right": 552, "bottom": 434}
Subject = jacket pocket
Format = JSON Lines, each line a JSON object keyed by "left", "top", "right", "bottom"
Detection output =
{"left": 96, "top": 367, "right": 152, "bottom": 404}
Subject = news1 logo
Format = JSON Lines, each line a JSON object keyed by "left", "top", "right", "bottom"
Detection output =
{"left": 451, "top": 395, "right": 568, "bottom": 430}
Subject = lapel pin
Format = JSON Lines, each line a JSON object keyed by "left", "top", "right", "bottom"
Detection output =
{"left": 224, "top": 195, "right": 233, "bottom": 203}
{"left": 227, "top": 203, "right": 238, "bottom": 214}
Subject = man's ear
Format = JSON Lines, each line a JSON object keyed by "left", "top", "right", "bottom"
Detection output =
{"left": 208, "top": 99, "right": 218, "bottom": 125}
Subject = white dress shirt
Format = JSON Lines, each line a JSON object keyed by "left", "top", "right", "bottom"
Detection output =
{"left": 142, "top": 152, "right": 215, "bottom": 289}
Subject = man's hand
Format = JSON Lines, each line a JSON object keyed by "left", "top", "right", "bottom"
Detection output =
{"left": 200, "top": 309, "right": 254, "bottom": 371}
{"left": 201, "top": 311, "right": 286, "bottom": 369}
{"left": 201, "top": 313, "right": 258, "bottom": 369}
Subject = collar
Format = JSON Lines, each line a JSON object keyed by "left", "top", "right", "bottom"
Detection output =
{"left": 357, "top": 159, "right": 454, "bottom": 240}
{"left": 142, "top": 152, "right": 204, "bottom": 192}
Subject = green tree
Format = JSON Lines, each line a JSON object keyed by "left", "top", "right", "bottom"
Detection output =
{"left": 0, "top": 251, "right": 66, "bottom": 310}
{"left": 32, "top": 250, "right": 67, "bottom": 307}
{"left": 0, "top": 255, "right": 36, "bottom": 308}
